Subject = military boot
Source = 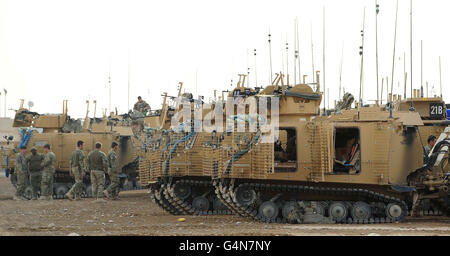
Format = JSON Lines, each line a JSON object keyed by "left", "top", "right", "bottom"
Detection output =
{"left": 13, "top": 195, "right": 25, "bottom": 201}
{"left": 65, "top": 192, "right": 74, "bottom": 200}
{"left": 103, "top": 190, "right": 111, "bottom": 199}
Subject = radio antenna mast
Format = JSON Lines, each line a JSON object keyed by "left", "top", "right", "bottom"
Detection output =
{"left": 296, "top": 18, "right": 301, "bottom": 83}
{"left": 389, "top": 0, "right": 399, "bottom": 119}
{"left": 439, "top": 56, "right": 443, "bottom": 98}
{"left": 322, "top": 6, "right": 326, "bottom": 115}
{"left": 281, "top": 35, "right": 285, "bottom": 76}
{"left": 310, "top": 21, "right": 315, "bottom": 83}
{"left": 286, "top": 39, "right": 289, "bottom": 86}
{"left": 409, "top": 0, "right": 415, "bottom": 110}
{"left": 247, "top": 49, "right": 250, "bottom": 87}
{"left": 108, "top": 60, "right": 111, "bottom": 113}
{"left": 268, "top": 30, "right": 273, "bottom": 83}
{"left": 128, "top": 49, "right": 130, "bottom": 111}
{"left": 404, "top": 52, "right": 407, "bottom": 99}
{"left": 359, "top": 7, "right": 366, "bottom": 106}
{"left": 254, "top": 49, "right": 258, "bottom": 87}
{"left": 294, "top": 18, "right": 298, "bottom": 86}
{"left": 375, "top": 0, "right": 380, "bottom": 105}
{"left": 339, "top": 42, "right": 344, "bottom": 100}
{"left": 420, "top": 41, "right": 423, "bottom": 97}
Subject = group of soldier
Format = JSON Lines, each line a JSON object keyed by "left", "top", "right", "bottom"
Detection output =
{"left": 14, "top": 144, "right": 56, "bottom": 200}
{"left": 12, "top": 96, "right": 150, "bottom": 202}
{"left": 13, "top": 140, "right": 121, "bottom": 202}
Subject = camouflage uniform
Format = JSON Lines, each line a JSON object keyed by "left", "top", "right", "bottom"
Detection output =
{"left": 104, "top": 149, "right": 120, "bottom": 199}
{"left": 26, "top": 152, "right": 44, "bottom": 199}
{"left": 424, "top": 144, "right": 432, "bottom": 156}
{"left": 14, "top": 153, "right": 28, "bottom": 199}
{"left": 87, "top": 149, "right": 108, "bottom": 199}
{"left": 67, "top": 148, "right": 85, "bottom": 199}
{"left": 133, "top": 100, "right": 151, "bottom": 115}
{"left": 40, "top": 151, "right": 56, "bottom": 199}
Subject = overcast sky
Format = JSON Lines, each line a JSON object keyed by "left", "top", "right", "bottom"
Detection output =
{"left": 0, "top": 0, "right": 448, "bottom": 118}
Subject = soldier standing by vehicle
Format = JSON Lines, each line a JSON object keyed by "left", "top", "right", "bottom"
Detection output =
{"left": 133, "top": 96, "right": 151, "bottom": 115}
{"left": 13, "top": 146, "right": 28, "bottom": 201}
{"left": 65, "top": 140, "right": 86, "bottom": 200}
{"left": 39, "top": 144, "right": 56, "bottom": 200}
{"left": 26, "top": 147, "right": 44, "bottom": 200}
{"left": 87, "top": 142, "right": 108, "bottom": 202}
{"left": 104, "top": 142, "right": 120, "bottom": 200}
{"left": 424, "top": 135, "right": 437, "bottom": 156}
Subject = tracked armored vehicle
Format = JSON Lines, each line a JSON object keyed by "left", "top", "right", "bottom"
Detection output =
{"left": 212, "top": 75, "right": 449, "bottom": 224}
{"left": 139, "top": 77, "right": 260, "bottom": 215}
{"left": 3, "top": 100, "right": 140, "bottom": 199}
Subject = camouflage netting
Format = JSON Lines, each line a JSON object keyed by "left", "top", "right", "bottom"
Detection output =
{"left": 335, "top": 93, "right": 355, "bottom": 113}
{"left": 62, "top": 118, "right": 82, "bottom": 133}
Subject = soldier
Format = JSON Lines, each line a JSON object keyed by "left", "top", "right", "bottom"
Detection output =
{"left": 87, "top": 142, "right": 108, "bottom": 202}
{"left": 133, "top": 96, "right": 151, "bottom": 115}
{"left": 104, "top": 142, "right": 120, "bottom": 199}
{"left": 65, "top": 140, "right": 86, "bottom": 200}
{"left": 424, "top": 135, "right": 437, "bottom": 158}
{"left": 13, "top": 146, "right": 28, "bottom": 201}
{"left": 26, "top": 147, "right": 44, "bottom": 200}
{"left": 39, "top": 144, "right": 56, "bottom": 200}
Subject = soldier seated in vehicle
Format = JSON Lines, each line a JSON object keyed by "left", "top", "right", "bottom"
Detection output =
{"left": 133, "top": 96, "right": 151, "bottom": 116}
{"left": 274, "top": 139, "right": 287, "bottom": 162}
{"left": 424, "top": 135, "right": 437, "bottom": 162}
{"left": 334, "top": 137, "right": 360, "bottom": 174}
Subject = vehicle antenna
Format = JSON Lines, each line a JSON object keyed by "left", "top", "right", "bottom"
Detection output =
{"left": 359, "top": 7, "right": 366, "bottom": 106}
{"left": 439, "top": 56, "right": 443, "bottom": 98}
{"left": 389, "top": 0, "right": 399, "bottom": 119}
{"left": 322, "top": 6, "right": 326, "bottom": 115}
{"left": 375, "top": 0, "right": 380, "bottom": 106}
{"left": 409, "top": 0, "right": 415, "bottom": 111}
{"left": 268, "top": 29, "right": 273, "bottom": 83}
{"left": 339, "top": 42, "right": 344, "bottom": 100}
{"left": 254, "top": 49, "right": 258, "bottom": 87}
{"left": 310, "top": 21, "right": 315, "bottom": 83}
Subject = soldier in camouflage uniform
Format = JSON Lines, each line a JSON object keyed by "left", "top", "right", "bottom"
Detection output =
{"left": 104, "top": 142, "right": 120, "bottom": 199}
{"left": 65, "top": 140, "right": 86, "bottom": 200}
{"left": 424, "top": 135, "right": 437, "bottom": 157}
{"left": 133, "top": 96, "right": 151, "bottom": 115}
{"left": 39, "top": 144, "right": 56, "bottom": 200}
{"left": 26, "top": 147, "right": 44, "bottom": 200}
{"left": 87, "top": 142, "right": 108, "bottom": 202}
{"left": 13, "top": 146, "right": 28, "bottom": 201}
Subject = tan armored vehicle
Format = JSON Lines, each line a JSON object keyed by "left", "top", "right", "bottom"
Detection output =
{"left": 138, "top": 77, "right": 260, "bottom": 215}
{"left": 139, "top": 91, "right": 232, "bottom": 215}
{"left": 3, "top": 100, "right": 139, "bottom": 198}
{"left": 212, "top": 75, "right": 449, "bottom": 224}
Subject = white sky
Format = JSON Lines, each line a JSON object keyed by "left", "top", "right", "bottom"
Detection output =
{"left": 0, "top": 0, "right": 448, "bottom": 118}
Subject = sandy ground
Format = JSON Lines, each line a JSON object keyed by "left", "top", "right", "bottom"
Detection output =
{"left": 1, "top": 176, "right": 450, "bottom": 236}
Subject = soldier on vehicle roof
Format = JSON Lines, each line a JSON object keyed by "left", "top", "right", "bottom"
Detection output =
{"left": 133, "top": 96, "right": 151, "bottom": 116}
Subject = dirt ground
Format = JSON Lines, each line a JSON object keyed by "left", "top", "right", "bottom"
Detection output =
{"left": 1, "top": 176, "right": 450, "bottom": 236}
